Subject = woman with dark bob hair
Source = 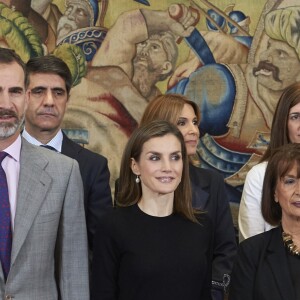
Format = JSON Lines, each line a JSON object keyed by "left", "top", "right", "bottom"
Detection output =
{"left": 230, "top": 143, "right": 300, "bottom": 300}
{"left": 92, "top": 120, "right": 213, "bottom": 300}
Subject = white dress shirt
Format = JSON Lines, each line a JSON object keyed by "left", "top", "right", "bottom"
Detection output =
{"left": 238, "top": 161, "right": 275, "bottom": 241}
{"left": 22, "top": 128, "right": 63, "bottom": 152}
{"left": 2, "top": 135, "right": 21, "bottom": 230}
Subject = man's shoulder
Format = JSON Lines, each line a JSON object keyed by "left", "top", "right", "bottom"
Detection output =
{"left": 21, "top": 138, "right": 76, "bottom": 168}
{"left": 62, "top": 133, "right": 108, "bottom": 163}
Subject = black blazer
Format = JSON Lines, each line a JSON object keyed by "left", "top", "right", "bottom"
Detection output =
{"left": 189, "top": 164, "right": 237, "bottom": 296}
{"left": 229, "top": 227, "right": 295, "bottom": 300}
{"left": 61, "top": 133, "right": 113, "bottom": 250}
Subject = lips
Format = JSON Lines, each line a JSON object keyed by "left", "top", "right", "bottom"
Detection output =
{"left": 0, "top": 110, "right": 18, "bottom": 120}
{"left": 185, "top": 140, "right": 197, "bottom": 146}
{"left": 37, "top": 110, "right": 57, "bottom": 117}
{"left": 157, "top": 177, "right": 174, "bottom": 183}
{"left": 0, "top": 115, "right": 16, "bottom": 119}
{"left": 292, "top": 202, "right": 300, "bottom": 208}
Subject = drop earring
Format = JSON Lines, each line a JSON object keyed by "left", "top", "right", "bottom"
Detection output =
{"left": 135, "top": 175, "right": 140, "bottom": 183}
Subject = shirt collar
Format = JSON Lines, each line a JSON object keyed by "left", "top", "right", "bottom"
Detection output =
{"left": 22, "top": 128, "right": 63, "bottom": 152}
{"left": 3, "top": 135, "right": 21, "bottom": 162}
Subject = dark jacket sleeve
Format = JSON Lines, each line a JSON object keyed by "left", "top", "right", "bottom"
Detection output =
{"left": 91, "top": 213, "right": 119, "bottom": 300}
{"left": 211, "top": 172, "right": 237, "bottom": 295}
{"left": 83, "top": 152, "right": 113, "bottom": 250}
{"left": 190, "top": 165, "right": 237, "bottom": 299}
{"left": 61, "top": 135, "right": 113, "bottom": 251}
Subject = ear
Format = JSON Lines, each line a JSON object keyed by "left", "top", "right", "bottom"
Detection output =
{"left": 131, "top": 158, "right": 140, "bottom": 175}
{"left": 160, "top": 61, "right": 173, "bottom": 75}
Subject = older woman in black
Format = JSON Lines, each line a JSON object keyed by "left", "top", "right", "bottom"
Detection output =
{"left": 229, "top": 143, "right": 300, "bottom": 300}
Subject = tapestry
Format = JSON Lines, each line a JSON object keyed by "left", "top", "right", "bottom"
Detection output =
{"left": 1, "top": 0, "right": 299, "bottom": 230}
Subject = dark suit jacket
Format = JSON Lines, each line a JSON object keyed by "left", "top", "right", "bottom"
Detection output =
{"left": 61, "top": 133, "right": 112, "bottom": 250}
{"left": 229, "top": 227, "right": 295, "bottom": 300}
{"left": 189, "top": 164, "right": 237, "bottom": 297}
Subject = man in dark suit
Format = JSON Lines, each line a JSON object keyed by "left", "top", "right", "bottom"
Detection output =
{"left": 22, "top": 55, "right": 112, "bottom": 254}
{"left": 0, "top": 47, "right": 89, "bottom": 299}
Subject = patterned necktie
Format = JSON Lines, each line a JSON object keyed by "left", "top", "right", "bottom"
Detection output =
{"left": 0, "top": 151, "right": 12, "bottom": 281}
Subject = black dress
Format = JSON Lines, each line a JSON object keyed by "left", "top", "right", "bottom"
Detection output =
{"left": 91, "top": 204, "right": 213, "bottom": 300}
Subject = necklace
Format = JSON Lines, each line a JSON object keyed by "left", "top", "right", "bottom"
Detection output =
{"left": 282, "top": 231, "right": 300, "bottom": 256}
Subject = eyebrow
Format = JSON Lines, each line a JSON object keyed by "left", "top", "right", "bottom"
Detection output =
{"left": 0, "top": 86, "right": 24, "bottom": 92}
{"left": 8, "top": 87, "right": 24, "bottom": 93}
{"left": 146, "top": 150, "right": 182, "bottom": 155}
{"left": 30, "top": 86, "right": 66, "bottom": 92}
{"left": 178, "top": 117, "right": 198, "bottom": 121}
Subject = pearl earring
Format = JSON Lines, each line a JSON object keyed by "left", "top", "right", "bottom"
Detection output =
{"left": 135, "top": 175, "right": 140, "bottom": 183}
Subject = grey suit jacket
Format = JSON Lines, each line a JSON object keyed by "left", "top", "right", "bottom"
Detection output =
{"left": 0, "top": 138, "right": 89, "bottom": 300}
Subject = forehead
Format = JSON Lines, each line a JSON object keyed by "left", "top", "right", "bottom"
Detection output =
{"left": 68, "top": 2, "right": 89, "bottom": 13}
{"left": 289, "top": 102, "right": 300, "bottom": 113}
{"left": 28, "top": 73, "right": 67, "bottom": 89}
{"left": 0, "top": 62, "right": 25, "bottom": 88}
{"left": 141, "top": 134, "right": 181, "bottom": 153}
{"left": 277, "top": 160, "right": 300, "bottom": 178}
{"left": 180, "top": 104, "right": 196, "bottom": 116}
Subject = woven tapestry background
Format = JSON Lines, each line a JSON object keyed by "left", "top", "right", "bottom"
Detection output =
{"left": 1, "top": 0, "right": 299, "bottom": 230}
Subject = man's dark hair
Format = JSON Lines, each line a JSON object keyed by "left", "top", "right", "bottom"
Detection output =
{"left": 0, "top": 47, "right": 27, "bottom": 86}
{"left": 26, "top": 55, "right": 73, "bottom": 95}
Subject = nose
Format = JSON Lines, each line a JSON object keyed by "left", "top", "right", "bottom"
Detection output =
{"left": 161, "top": 158, "right": 171, "bottom": 172}
{"left": 140, "top": 44, "right": 149, "bottom": 56}
{"left": 187, "top": 123, "right": 199, "bottom": 136}
{"left": 0, "top": 91, "right": 13, "bottom": 109}
{"left": 67, "top": 7, "right": 76, "bottom": 20}
{"left": 43, "top": 90, "right": 55, "bottom": 106}
{"left": 295, "top": 179, "right": 300, "bottom": 196}
{"left": 260, "top": 49, "right": 272, "bottom": 63}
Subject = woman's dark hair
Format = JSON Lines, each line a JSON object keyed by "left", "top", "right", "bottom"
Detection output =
{"left": 262, "top": 143, "right": 300, "bottom": 225}
{"left": 117, "top": 120, "right": 198, "bottom": 223}
{"left": 261, "top": 82, "right": 300, "bottom": 162}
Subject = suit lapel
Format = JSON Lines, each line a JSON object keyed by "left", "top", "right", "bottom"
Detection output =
{"left": 11, "top": 140, "right": 52, "bottom": 265}
{"left": 266, "top": 228, "right": 295, "bottom": 300}
{"left": 61, "top": 133, "right": 80, "bottom": 160}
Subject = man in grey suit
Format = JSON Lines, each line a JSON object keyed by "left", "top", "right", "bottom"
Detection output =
{"left": 0, "top": 48, "right": 89, "bottom": 299}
